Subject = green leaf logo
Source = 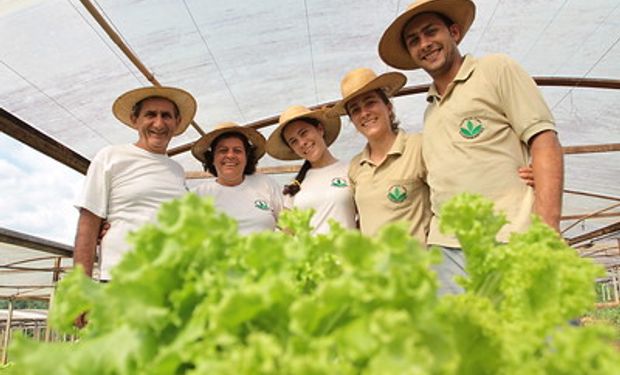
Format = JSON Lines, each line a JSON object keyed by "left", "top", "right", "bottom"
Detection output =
{"left": 331, "top": 177, "right": 348, "bottom": 188}
{"left": 254, "top": 200, "right": 270, "bottom": 211}
{"left": 459, "top": 118, "right": 484, "bottom": 139}
{"left": 387, "top": 185, "right": 407, "bottom": 203}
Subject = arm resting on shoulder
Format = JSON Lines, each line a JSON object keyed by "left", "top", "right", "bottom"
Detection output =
{"left": 73, "top": 208, "right": 103, "bottom": 277}
{"left": 529, "top": 130, "right": 564, "bottom": 232}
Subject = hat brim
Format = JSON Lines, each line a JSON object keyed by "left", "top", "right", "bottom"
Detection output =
{"left": 191, "top": 126, "right": 266, "bottom": 163}
{"left": 330, "top": 72, "right": 407, "bottom": 116}
{"left": 112, "top": 86, "right": 197, "bottom": 136}
{"left": 378, "top": 0, "right": 476, "bottom": 70}
{"left": 266, "top": 109, "right": 342, "bottom": 161}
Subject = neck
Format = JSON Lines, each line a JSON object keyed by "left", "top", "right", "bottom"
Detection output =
{"left": 217, "top": 175, "right": 244, "bottom": 187}
{"left": 310, "top": 149, "right": 337, "bottom": 169}
{"left": 367, "top": 130, "right": 397, "bottom": 164}
{"left": 134, "top": 141, "right": 167, "bottom": 155}
{"left": 432, "top": 53, "right": 464, "bottom": 96}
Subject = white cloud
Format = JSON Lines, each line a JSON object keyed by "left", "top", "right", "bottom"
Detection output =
{"left": 0, "top": 133, "right": 83, "bottom": 245}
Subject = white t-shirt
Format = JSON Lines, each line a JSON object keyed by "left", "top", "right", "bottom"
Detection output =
{"left": 75, "top": 144, "right": 188, "bottom": 280}
{"left": 286, "top": 160, "right": 356, "bottom": 234}
{"left": 193, "top": 174, "right": 284, "bottom": 235}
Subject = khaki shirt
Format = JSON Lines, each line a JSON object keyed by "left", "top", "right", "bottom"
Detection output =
{"left": 423, "top": 54, "right": 556, "bottom": 247}
{"left": 349, "top": 131, "right": 431, "bottom": 244}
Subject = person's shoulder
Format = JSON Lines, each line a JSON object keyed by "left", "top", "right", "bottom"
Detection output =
{"left": 334, "top": 159, "right": 351, "bottom": 171}
{"left": 479, "top": 53, "right": 513, "bottom": 64}
{"left": 193, "top": 178, "right": 217, "bottom": 195}
{"left": 478, "top": 53, "right": 522, "bottom": 72}
{"left": 349, "top": 150, "right": 364, "bottom": 166}
{"left": 403, "top": 131, "right": 423, "bottom": 143}
{"left": 248, "top": 173, "right": 279, "bottom": 186}
{"left": 90, "top": 143, "right": 131, "bottom": 163}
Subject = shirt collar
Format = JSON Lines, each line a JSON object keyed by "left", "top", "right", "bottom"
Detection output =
{"left": 359, "top": 129, "right": 407, "bottom": 166}
{"left": 426, "top": 54, "right": 477, "bottom": 103}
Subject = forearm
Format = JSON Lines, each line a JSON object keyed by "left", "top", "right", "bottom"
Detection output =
{"left": 530, "top": 131, "right": 564, "bottom": 232}
{"left": 73, "top": 208, "right": 103, "bottom": 277}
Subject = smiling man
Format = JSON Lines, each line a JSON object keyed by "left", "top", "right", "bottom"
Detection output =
{"left": 378, "top": 0, "right": 564, "bottom": 293}
{"left": 73, "top": 87, "right": 197, "bottom": 281}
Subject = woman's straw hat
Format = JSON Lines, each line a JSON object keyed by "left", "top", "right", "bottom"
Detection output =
{"left": 191, "top": 122, "right": 266, "bottom": 163}
{"left": 112, "top": 86, "right": 197, "bottom": 136}
{"left": 330, "top": 68, "right": 406, "bottom": 116}
{"left": 266, "top": 105, "right": 341, "bottom": 161}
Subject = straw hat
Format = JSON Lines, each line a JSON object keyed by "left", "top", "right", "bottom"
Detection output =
{"left": 266, "top": 105, "right": 341, "bottom": 161}
{"left": 378, "top": 0, "right": 476, "bottom": 70}
{"left": 191, "top": 122, "right": 266, "bottom": 163}
{"left": 330, "top": 68, "right": 406, "bottom": 115}
{"left": 112, "top": 86, "right": 197, "bottom": 136}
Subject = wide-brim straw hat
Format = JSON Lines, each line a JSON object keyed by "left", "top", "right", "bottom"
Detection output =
{"left": 330, "top": 68, "right": 407, "bottom": 116}
{"left": 112, "top": 86, "right": 197, "bottom": 136}
{"left": 191, "top": 122, "right": 266, "bottom": 163}
{"left": 378, "top": 0, "right": 476, "bottom": 70}
{"left": 266, "top": 105, "right": 342, "bottom": 161}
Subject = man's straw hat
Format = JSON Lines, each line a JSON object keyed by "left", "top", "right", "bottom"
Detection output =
{"left": 112, "top": 86, "right": 197, "bottom": 136}
{"left": 378, "top": 0, "right": 476, "bottom": 70}
{"left": 191, "top": 122, "right": 266, "bottom": 163}
{"left": 266, "top": 105, "right": 341, "bottom": 161}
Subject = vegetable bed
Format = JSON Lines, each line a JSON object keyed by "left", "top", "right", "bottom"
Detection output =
{"left": 6, "top": 193, "right": 620, "bottom": 374}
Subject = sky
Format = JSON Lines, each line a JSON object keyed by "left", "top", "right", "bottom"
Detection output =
{"left": 0, "top": 131, "right": 83, "bottom": 245}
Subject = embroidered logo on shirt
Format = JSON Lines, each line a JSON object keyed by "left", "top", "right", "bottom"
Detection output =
{"left": 331, "top": 177, "right": 348, "bottom": 188}
{"left": 254, "top": 200, "right": 270, "bottom": 211}
{"left": 459, "top": 118, "right": 484, "bottom": 139}
{"left": 387, "top": 185, "right": 407, "bottom": 203}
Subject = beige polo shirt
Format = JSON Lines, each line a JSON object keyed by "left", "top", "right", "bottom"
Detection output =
{"left": 349, "top": 130, "right": 431, "bottom": 244}
{"left": 423, "top": 54, "right": 556, "bottom": 247}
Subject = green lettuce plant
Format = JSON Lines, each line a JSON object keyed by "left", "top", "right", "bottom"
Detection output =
{"left": 6, "top": 193, "right": 619, "bottom": 374}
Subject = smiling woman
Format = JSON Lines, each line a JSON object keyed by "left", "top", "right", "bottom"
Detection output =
{"left": 191, "top": 122, "right": 284, "bottom": 235}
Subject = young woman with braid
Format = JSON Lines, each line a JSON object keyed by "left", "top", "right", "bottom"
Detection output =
{"left": 266, "top": 105, "right": 356, "bottom": 234}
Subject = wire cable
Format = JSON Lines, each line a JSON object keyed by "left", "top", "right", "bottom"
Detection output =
{"left": 303, "top": 0, "right": 319, "bottom": 104}
{"left": 551, "top": 31, "right": 620, "bottom": 112}
{"left": 181, "top": 0, "right": 247, "bottom": 122}
{"left": 520, "top": 0, "right": 569, "bottom": 62}
{"left": 0, "top": 60, "right": 113, "bottom": 143}
{"left": 471, "top": 0, "right": 501, "bottom": 55}
{"left": 66, "top": 0, "right": 142, "bottom": 84}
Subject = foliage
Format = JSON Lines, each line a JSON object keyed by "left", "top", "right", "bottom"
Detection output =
{"left": 6, "top": 193, "right": 620, "bottom": 374}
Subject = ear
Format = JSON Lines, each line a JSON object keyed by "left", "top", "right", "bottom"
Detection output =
{"left": 130, "top": 114, "right": 138, "bottom": 125}
{"left": 448, "top": 23, "right": 462, "bottom": 43}
{"left": 317, "top": 123, "right": 326, "bottom": 137}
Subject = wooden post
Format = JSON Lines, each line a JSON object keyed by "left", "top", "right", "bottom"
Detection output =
{"left": 44, "top": 257, "right": 62, "bottom": 342}
{"left": 1, "top": 299, "right": 14, "bottom": 365}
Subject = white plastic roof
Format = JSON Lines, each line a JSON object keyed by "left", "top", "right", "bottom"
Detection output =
{"left": 0, "top": 241, "right": 71, "bottom": 300}
{"left": 1, "top": 0, "right": 619, "bottom": 238}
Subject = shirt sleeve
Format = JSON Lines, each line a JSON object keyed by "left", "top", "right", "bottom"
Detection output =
{"left": 74, "top": 150, "right": 110, "bottom": 219}
{"left": 495, "top": 54, "right": 556, "bottom": 143}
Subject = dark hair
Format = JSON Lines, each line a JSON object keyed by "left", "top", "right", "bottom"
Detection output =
{"left": 283, "top": 160, "right": 312, "bottom": 197}
{"left": 401, "top": 11, "right": 455, "bottom": 48}
{"left": 281, "top": 117, "right": 324, "bottom": 197}
{"left": 131, "top": 96, "right": 180, "bottom": 118}
{"left": 202, "top": 132, "right": 258, "bottom": 176}
{"left": 346, "top": 89, "right": 400, "bottom": 132}
{"left": 279, "top": 116, "right": 322, "bottom": 146}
